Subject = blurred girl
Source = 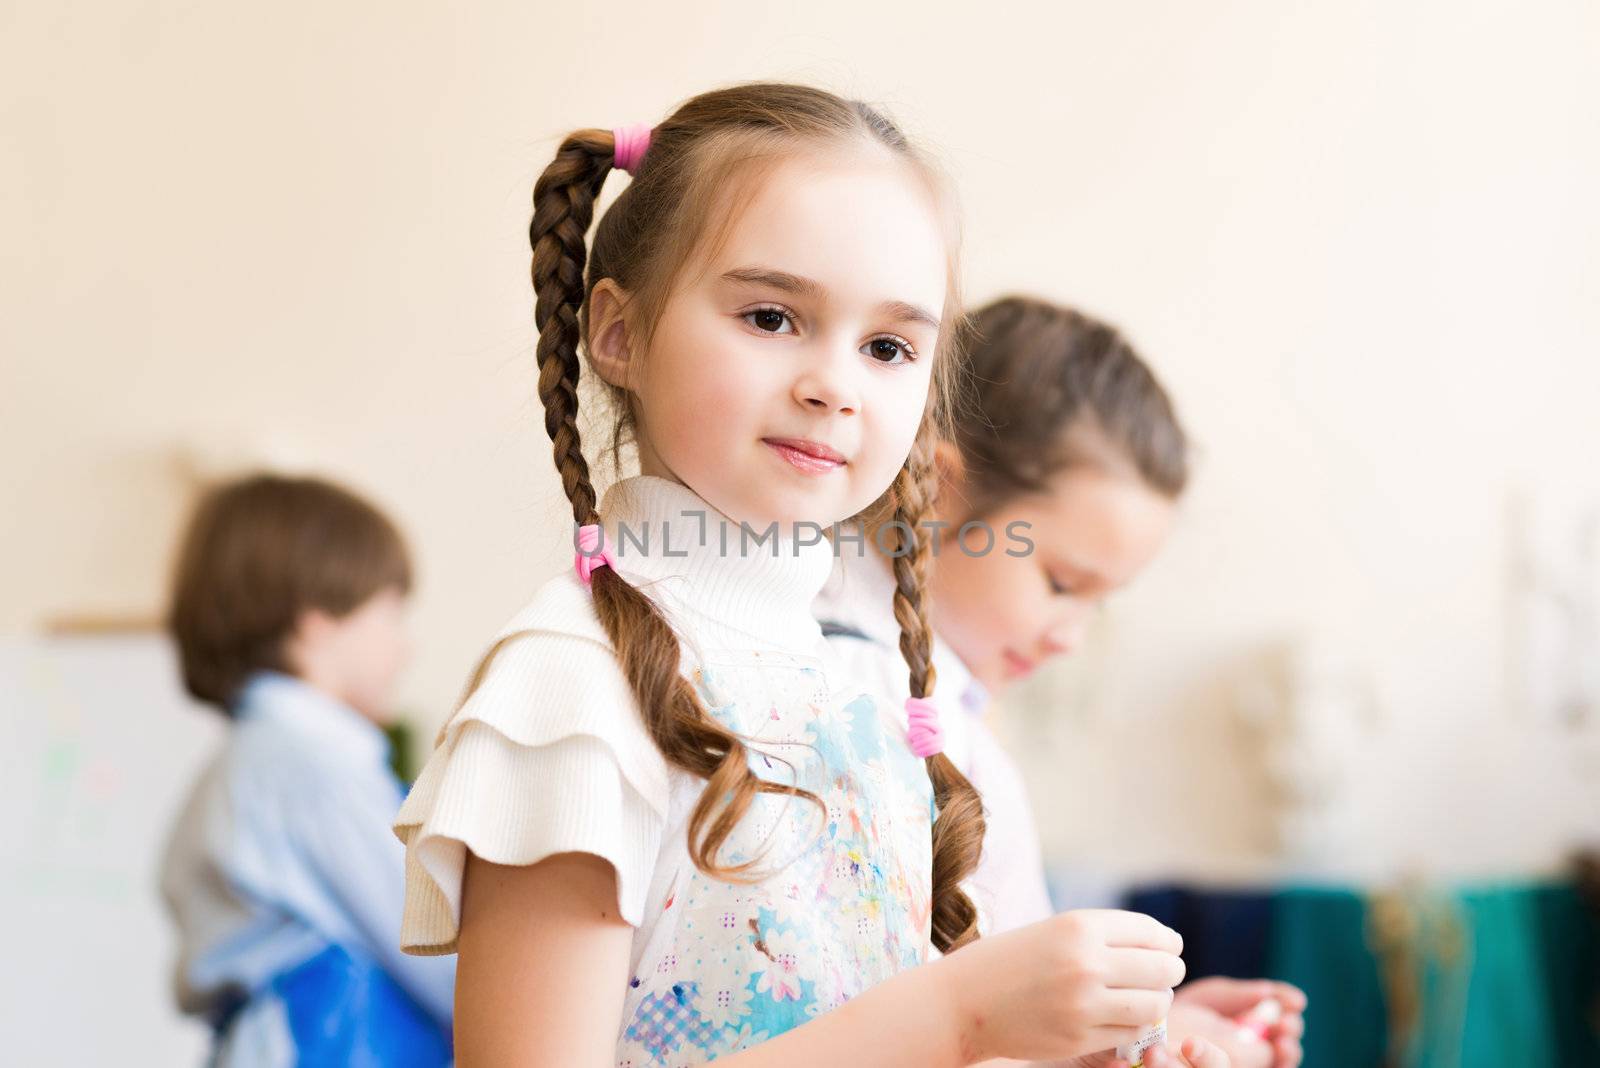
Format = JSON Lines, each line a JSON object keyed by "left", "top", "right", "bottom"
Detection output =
{"left": 818, "top": 296, "right": 1305, "bottom": 1067}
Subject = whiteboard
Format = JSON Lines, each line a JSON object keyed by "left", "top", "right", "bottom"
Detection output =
{"left": 1, "top": 633, "right": 223, "bottom": 1067}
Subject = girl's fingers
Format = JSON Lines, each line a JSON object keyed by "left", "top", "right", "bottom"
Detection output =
{"left": 1274, "top": 1013, "right": 1305, "bottom": 1041}
{"left": 1272, "top": 1036, "right": 1303, "bottom": 1068}
{"left": 1268, "top": 982, "right": 1308, "bottom": 1014}
{"left": 1107, "top": 947, "right": 1188, "bottom": 990}
{"left": 1098, "top": 988, "right": 1175, "bottom": 1028}
{"left": 1146, "top": 1040, "right": 1220, "bottom": 1068}
{"left": 1181, "top": 1037, "right": 1229, "bottom": 1068}
{"left": 1142, "top": 1047, "right": 1179, "bottom": 1068}
{"left": 1090, "top": 1024, "right": 1154, "bottom": 1054}
{"left": 1092, "top": 909, "right": 1185, "bottom": 954}
{"left": 1177, "top": 977, "right": 1275, "bottom": 1014}
{"left": 1180, "top": 977, "right": 1307, "bottom": 1018}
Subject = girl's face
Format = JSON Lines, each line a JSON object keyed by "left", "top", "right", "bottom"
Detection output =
{"left": 930, "top": 464, "right": 1178, "bottom": 695}
{"left": 599, "top": 150, "right": 949, "bottom": 529}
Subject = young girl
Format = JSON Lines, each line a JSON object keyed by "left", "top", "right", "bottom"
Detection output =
{"left": 816, "top": 296, "right": 1307, "bottom": 1068}
{"left": 392, "top": 87, "right": 1222, "bottom": 1068}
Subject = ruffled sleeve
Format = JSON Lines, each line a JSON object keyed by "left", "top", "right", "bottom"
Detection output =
{"left": 394, "top": 579, "right": 673, "bottom": 955}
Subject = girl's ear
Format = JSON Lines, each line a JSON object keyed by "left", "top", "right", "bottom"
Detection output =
{"left": 587, "top": 279, "right": 637, "bottom": 391}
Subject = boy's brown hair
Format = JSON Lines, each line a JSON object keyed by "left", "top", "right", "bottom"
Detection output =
{"left": 166, "top": 473, "right": 412, "bottom": 713}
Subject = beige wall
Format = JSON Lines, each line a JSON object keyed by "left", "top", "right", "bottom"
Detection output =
{"left": 6, "top": 2, "right": 1598, "bottom": 879}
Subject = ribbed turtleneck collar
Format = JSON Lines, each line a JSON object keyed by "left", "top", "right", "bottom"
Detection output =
{"left": 594, "top": 476, "right": 837, "bottom": 655}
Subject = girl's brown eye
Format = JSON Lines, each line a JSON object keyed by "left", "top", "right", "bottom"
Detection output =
{"left": 745, "top": 308, "right": 793, "bottom": 334}
{"left": 866, "top": 337, "right": 913, "bottom": 364}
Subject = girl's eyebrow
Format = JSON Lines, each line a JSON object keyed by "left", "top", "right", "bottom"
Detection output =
{"left": 723, "top": 266, "right": 825, "bottom": 300}
{"left": 721, "top": 265, "right": 942, "bottom": 332}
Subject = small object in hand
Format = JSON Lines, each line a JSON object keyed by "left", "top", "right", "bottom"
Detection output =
{"left": 1233, "top": 997, "right": 1283, "bottom": 1043}
{"left": 1117, "top": 1019, "right": 1167, "bottom": 1067}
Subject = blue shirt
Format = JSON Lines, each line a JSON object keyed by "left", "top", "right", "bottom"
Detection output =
{"left": 160, "top": 672, "right": 455, "bottom": 1062}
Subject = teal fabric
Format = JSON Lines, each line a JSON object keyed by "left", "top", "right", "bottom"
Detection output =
{"left": 1405, "top": 883, "right": 1600, "bottom": 1068}
{"left": 1527, "top": 884, "right": 1600, "bottom": 1065}
{"left": 1266, "top": 887, "right": 1389, "bottom": 1068}
{"left": 1453, "top": 884, "right": 1600, "bottom": 1067}
{"left": 1254, "top": 881, "right": 1600, "bottom": 1068}
{"left": 1451, "top": 887, "right": 1546, "bottom": 1066}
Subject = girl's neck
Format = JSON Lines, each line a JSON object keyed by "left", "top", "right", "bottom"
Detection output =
{"left": 595, "top": 475, "right": 838, "bottom": 654}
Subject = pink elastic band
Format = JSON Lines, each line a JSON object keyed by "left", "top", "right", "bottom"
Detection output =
{"left": 905, "top": 696, "right": 945, "bottom": 758}
{"left": 611, "top": 123, "right": 653, "bottom": 176}
{"left": 573, "top": 524, "right": 616, "bottom": 585}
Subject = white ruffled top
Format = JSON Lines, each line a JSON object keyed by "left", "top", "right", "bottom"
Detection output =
{"left": 394, "top": 476, "right": 936, "bottom": 1064}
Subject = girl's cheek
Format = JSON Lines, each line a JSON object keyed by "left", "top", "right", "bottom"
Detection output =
{"left": 692, "top": 351, "right": 768, "bottom": 414}
{"left": 885, "top": 375, "right": 933, "bottom": 444}
{"left": 1007, "top": 567, "right": 1055, "bottom": 648}
{"left": 973, "top": 558, "right": 1029, "bottom": 654}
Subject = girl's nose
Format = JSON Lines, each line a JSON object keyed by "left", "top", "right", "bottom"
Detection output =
{"left": 1038, "top": 627, "right": 1077, "bottom": 658}
{"left": 792, "top": 346, "right": 859, "bottom": 415}
{"left": 1040, "top": 609, "right": 1093, "bottom": 657}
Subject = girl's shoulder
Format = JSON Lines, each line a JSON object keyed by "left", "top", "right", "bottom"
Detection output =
{"left": 394, "top": 572, "right": 677, "bottom": 951}
{"left": 493, "top": 569, "right": 610, "bottom": 647}
{"left": 427, "top": 571, "right": 670, "bottom": 802}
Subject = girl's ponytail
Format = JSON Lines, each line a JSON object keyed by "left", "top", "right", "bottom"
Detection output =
{"left": 527, "top": 127, "right": 824, "bottom": 884}
{"left": 887, "top": 423, "right": 986, "bottom": 953}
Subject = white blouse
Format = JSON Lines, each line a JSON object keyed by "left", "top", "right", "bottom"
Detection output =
{"left": 394, "top": 476, "right": 937, "bottom": 1065}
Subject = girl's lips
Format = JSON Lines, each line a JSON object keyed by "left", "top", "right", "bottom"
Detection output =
{"left": 1002, "top": 649, "right": 1036, "bottom": 678}
{"left": 763, "top": 437, "right": 846, "bottom": 475}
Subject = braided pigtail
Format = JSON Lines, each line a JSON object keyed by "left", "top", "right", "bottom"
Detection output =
{"left": 530, "top": 129, "right": 611, "bottom": 522}
{"left": 528, "top": 128, "right": 823, "bottom": 881}
{"left": 887, "top": 423, "right": 987, "bottom": 953}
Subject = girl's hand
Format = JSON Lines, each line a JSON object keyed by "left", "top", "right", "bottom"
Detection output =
{"left": 1049, "top": 1052, "right": 1132, "bottom": 1068}
{"left": 1167, "top": 978, "right": 1306, "bottom": 1068}
{"left": 1036, "top": 1034, "right": 1228, "bottom": 1068}
{"left": 1157, "top": 1037, "right": 1230, "bottom": 1068}
{"left": 944, "top": 909, "right": 1186, "bottom": 1063}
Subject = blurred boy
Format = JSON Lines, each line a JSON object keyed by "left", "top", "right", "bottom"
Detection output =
{"left": 160, "top": 473, "right": 453, "bottom": 1066}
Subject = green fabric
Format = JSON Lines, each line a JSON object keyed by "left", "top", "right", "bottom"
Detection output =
{"left": 1518, "top": 885, "right": 1600, "bottom": 1065}
{"left": 1452, "top": 887, "right": 1547, "bottom": 1066}
{"left": 1394, "top": 888, "right": 1471, "bottom": 1068}
{"left": 1436, "top": 884, "right": 1600, "bottom": 1067}
{"left": 1262, "top": 881, "right": 1600, "bottom": 1068}
{"left": 1267, "top": 886, "right": 1389, "bottom": 1068}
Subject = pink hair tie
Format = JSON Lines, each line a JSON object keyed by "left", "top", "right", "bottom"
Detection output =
{"left": 905, "top": 696, "right": 945, "bottom": 758}
{"left": 611, "top": 123, "right": 653, "bottom": 176}
{"left": 573, "top": 524, "right": 616, "bottom": 586}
